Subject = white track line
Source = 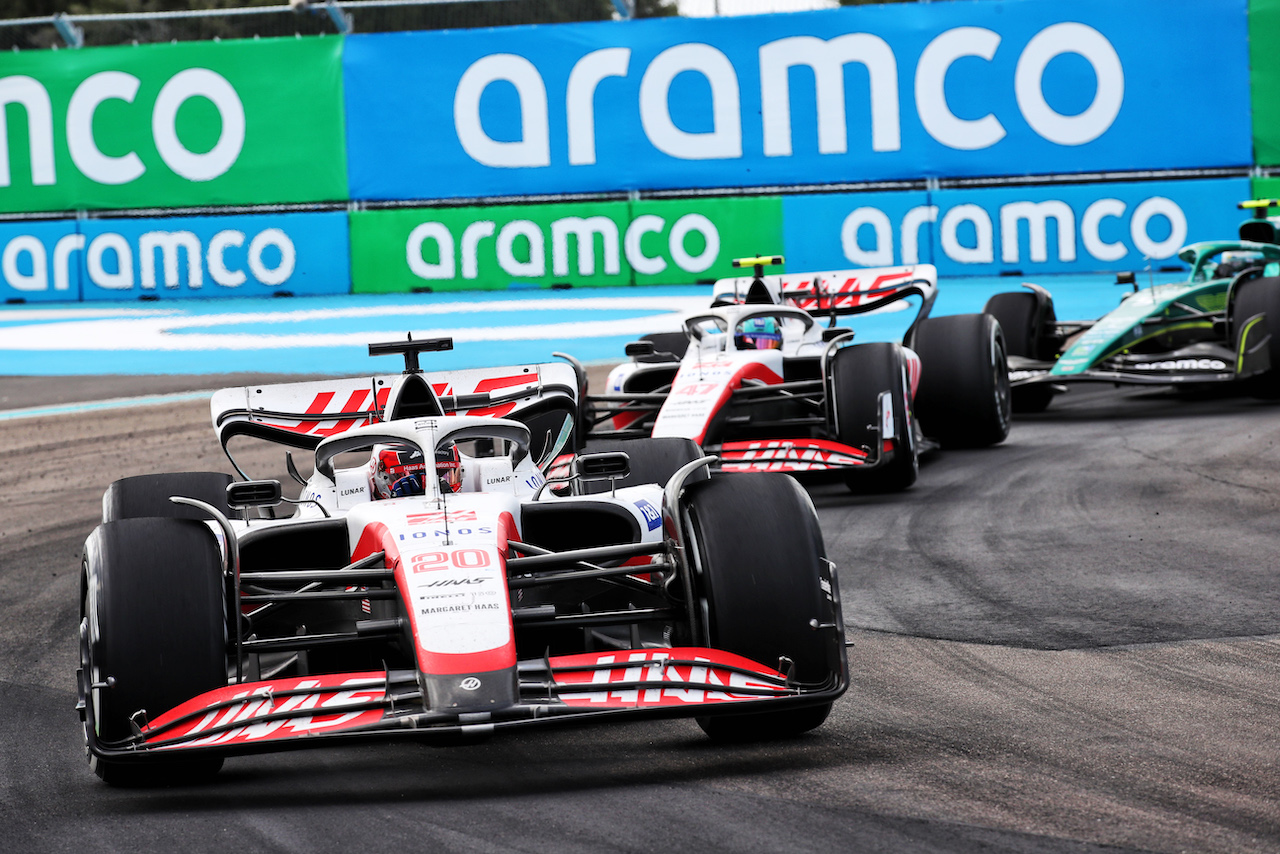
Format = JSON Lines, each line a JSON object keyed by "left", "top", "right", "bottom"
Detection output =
{"left": 0, "top": 391, "right": 213, "bottom": 422}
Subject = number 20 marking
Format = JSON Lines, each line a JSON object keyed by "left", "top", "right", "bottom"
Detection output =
{"left": 411, "top": 550, "right": 491, "bottom": 573}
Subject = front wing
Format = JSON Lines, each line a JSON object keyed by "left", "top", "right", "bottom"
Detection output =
{"left": 84, "top": 647, "right": 845, "bottom": 761}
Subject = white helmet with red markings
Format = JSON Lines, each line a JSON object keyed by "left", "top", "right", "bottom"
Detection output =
{"left": 369, "top": 444, "right": 427, "bottom": 499}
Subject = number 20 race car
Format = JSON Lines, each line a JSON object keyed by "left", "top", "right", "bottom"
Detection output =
{"left": 987, "top": 199, "right": 1280, "bottom": 412}
{"left": 580, "top": 256, "right": 1011, "bottom": 492}
{"left": 77, "top": 338, "right": 847, "bottom": 784}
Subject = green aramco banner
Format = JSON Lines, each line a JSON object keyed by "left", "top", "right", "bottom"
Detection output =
{"left": 0, "top": 37, "right": 347, "bottom": 213}
{"left": 1253, "top": 0, "right": 1280, "bottom": 166}
{"left": 349, "top": 196, "right": 784, "bottom": 292}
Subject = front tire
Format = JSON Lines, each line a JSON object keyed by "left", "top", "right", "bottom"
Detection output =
{"left": 1230, "top": 276, "right": 1280, "bottom": 399}
{"left": 683, "top": 474, "right": 843, "bottom": 741}
{"left": 828, "top": 342, "right": 917, "bottom": 493}
{"left": 911, "top": 313, "right": 1012, "bottom": 448}
{"left": 81, "top": 517, "right": 227, "bottom": 785}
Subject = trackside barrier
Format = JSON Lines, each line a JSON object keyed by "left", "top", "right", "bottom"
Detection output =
{"left": 0, "top": 0, "right": 1275, "bottom": 301}
{"left": 0, "top": 177, "right": 1255, "bottom": 301}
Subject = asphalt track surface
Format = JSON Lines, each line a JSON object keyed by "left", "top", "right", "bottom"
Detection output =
{"left": 2, "top": 375, "right": 1278, "bottom": 853}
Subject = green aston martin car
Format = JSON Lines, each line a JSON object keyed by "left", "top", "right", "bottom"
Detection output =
{"left": 986, "top": 199, "right": 1280, "bottom": 412}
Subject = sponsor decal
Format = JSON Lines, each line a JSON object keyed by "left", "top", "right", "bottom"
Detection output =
{"left": 745, "top": 268, "right": 919, "bottom": 312}
{"left": 1132, "top": 358, "right": 1229, "bottom": 372}
{"left": 553, "top": 649, "right": 789, "bottom": 708}
{"left": 459, "top": 677, "right": 482, "bottom": 691}
{"left": 409, "top": 510, "right": 479, "bottom": 526}
{"left": 1010, "top": 369, "right": 1051, "bottom": 381}
{"left": 634, "top": 498, "right": 662, "bottom": 531}
{"left": 148, "top": 675, "right": 386, "bottom": 747}
{"left": 257, "top": 387, "right": 388, "bottom": 438}
{"left": 721, "top": 439, "right": 866, "bottom": 471}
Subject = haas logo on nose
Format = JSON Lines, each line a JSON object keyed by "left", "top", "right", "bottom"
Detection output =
{"left": 459, "top": 677, "right": 482, "bottom": 691}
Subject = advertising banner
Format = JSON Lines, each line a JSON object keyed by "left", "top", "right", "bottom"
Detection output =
{"left": 349, "top": 196, "right": 782, "bottom": 292}
{"left": 1253, "top": 177, "right": 1280, "bottom": 200}
{"left": 344, "top": 0, "right": 1250, "bottom": 201}
{"left": 0, "top": 218, "right": 91, "bottom": 303}
{"left": 1253, "top": 0, "right": 1280, "bottom": 165}
{"left": 0, "top": 210, "right": 350, "bottom": 303}
{"left": 0, "top": 37, "right": 347, "bottom": 214}
{"left": 782, "top": 177, "right": 1252, "bottom": 278}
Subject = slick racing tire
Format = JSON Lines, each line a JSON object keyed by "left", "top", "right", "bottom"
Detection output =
{"left": 983, "top": 292, "right": 1057, "bottom": 413}
{"left": 684, "top": 474, "right": 842, "bottom": 741}
{"left": 911, "top": 313, "right": 1012, "bottom": 448}
{"left": 578, "top": 437, "right": 708, "bottom": 494}
{"left": 1230, "top": 276, "right": 1280, "bottom": 399}
{"left": 983, "top": 291, "right": 1058, "bottom": 359}
{"left": 81, "top": 518, "right": 227, "bottom": 785}
{"left": 102, "top": 472, "right": 234, "bottom": 523}
{"left": 828, "top": 342, "right": 917, "bottom": 493}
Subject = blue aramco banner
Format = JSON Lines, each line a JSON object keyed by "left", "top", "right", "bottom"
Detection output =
{"left": 782, "top": 177, "right": 1252, "bottom": 277}
{"left": 343, "top": 0, "right": 1251, "bottom": 200}
{"left": 0, "top": 211, "right": 350, "bottom": 302}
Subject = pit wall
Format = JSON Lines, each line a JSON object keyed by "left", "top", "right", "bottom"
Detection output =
{"left": 0, "top": 0, "right": 1269, "bottom": 301}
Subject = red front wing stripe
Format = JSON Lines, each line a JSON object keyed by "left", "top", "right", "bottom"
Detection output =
{"left": 137, "top": 649, "right": 795, "bottom": 749}
{"left": 719, "top": 438, "right": 868, "bottom": 471}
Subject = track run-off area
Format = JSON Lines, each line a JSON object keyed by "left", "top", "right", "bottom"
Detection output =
{"left": 1, "top": 274, "right": 1277, "bottom": 853}
{"left": 0, "top": 273, "right": 1154, "bottom": 379}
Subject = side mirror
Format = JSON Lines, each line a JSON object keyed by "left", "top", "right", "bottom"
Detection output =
{"left": 625, "top": 341, "right": 656, "bottom": 358}
{"left": 226, "top": 480, "right": 283, "bottom": 509}
{"left": 1115, "top": 271, "right": 1137, "bottom": 292}
{"left": 574, "top": 452, "right": 630, "bottom": 481}
{"left": 822, "top": 327, "right": 854, "bottom": 343}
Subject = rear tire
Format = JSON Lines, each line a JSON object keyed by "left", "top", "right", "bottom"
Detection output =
{"left": 983, "top": 292, "right": 1060, "bottom": 359}
{"left": 911, "top": 313, "right": 1012, "bottom": 448}
{"left": 828, "top": 342, "right": 917, "bottom": 493}
{"left": 683, "top": 474, "right": 842, "bottom": 741}
{"left": 1230, "top": 276, "right": 1280, "bottom": 399}
{"left": 81, "top": 518, "right": 227, "bottom": 785}
{"left": 102, "top": 472, "right": 233, "bottom": 523}
{"left": 578, "top": 437, "right": 708, "bottom": 494}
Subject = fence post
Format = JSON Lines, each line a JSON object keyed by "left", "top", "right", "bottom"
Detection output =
{"left": 53, "top": 13, "right": 83, "bottom": 49}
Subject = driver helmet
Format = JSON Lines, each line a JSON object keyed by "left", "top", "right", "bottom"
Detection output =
{"left": 370, "top": 445, "right": 426, "bottom": 500}
{"left": 1215, "top": 250, "right": 1266, "bottom": 280}
{"left": 736, "top": 316, "right": 782, "bottom": 350}
{"left": 436, "top": 443, "right": 464, "bottom": 494}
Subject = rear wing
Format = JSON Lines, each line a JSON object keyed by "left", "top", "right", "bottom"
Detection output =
{"left": 711, "top": 264, "right": 938, "bottom": 317}
{"left": 211, "top": 361, "right": 581, "bottom": 463}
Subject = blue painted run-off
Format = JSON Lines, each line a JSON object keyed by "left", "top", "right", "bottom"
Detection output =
{"left": 0, "top": 274, "right": 1163, "bottom": 376}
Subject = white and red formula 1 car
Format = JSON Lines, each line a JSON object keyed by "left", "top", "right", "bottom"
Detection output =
{"left": 581, "top": 256, "right": 1011, "bottom": 492}
{"left": 77, "top": 337, "right": 846, "bottom": 784}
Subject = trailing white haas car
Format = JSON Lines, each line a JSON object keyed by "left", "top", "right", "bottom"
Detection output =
{"left": 583, "top": 256, "right": 1011, "bottom": 492}
{"left": 77, "top": 337, "right": 846, "bottom": 785}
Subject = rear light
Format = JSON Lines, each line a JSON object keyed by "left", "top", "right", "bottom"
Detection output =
{"left": 882, "top": 439, "right": 895, "bottom": 453}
